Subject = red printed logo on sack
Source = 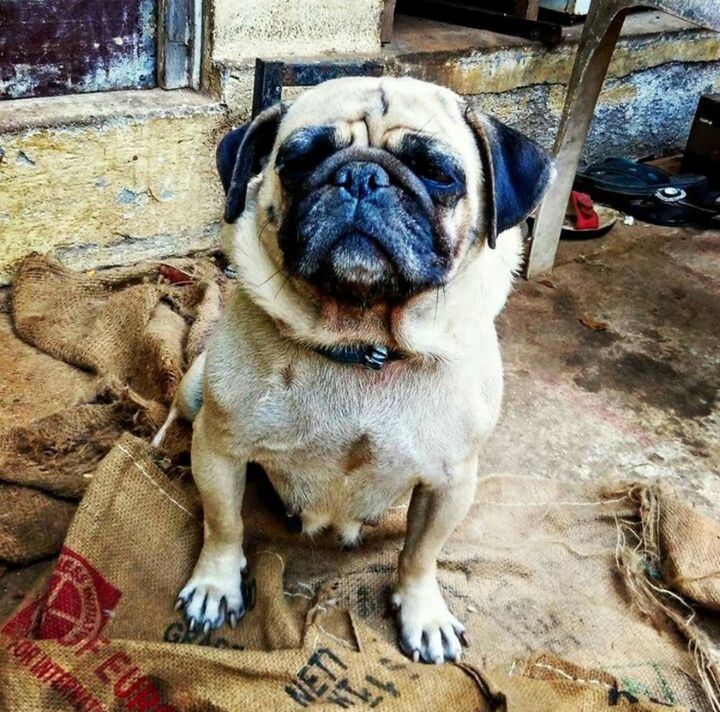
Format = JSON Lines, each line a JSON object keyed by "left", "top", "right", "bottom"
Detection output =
{"left": 2, "top": 547, "right": 180, "bottom": 711}
{"left": 3, "top": 546, "right": 121, "bottom": 652}
{"left": 39, "top": 547, "right": 121, "bottom": 648}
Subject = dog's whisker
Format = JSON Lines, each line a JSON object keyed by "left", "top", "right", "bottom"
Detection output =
{"left": 274, "top": 273, "right": 291, "bottom": 299}
{"left": 257, "top": 218, "right": 271, "bottom": 234}
{"left": 416, "top": 109, "right": 443, "bottom": 137}
{"left": 256, "top": 266, "right": 285, "bottom": 287}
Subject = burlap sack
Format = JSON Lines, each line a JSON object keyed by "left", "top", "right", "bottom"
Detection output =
{"left": 654, "top": 488, "right": 720, "bottom": 611}
{"left": 0, "top": 383, "right": 164, "bottom": 500}
{"left": 0, "top": 485, "right": 75, "bottom": 565}
{"left": 2, "top": 254, "right": 719, "bottom": 710}
{"left": 1, "top": 434, "right": 715, "bottom": 710}
{"left": 615, "top": 485, "right": 720, "bottom": 710}
{"left": 11, "top": 254, "right": 226, "bottom": 404}
{"left": 0, "top": 435, "right": 486, "bottom": 711}
{"left": 0, "top": 256, "right": 226, "bottom": 566}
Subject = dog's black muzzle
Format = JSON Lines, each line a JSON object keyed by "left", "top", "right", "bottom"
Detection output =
{"left": 279, "top": 147, "right": 446, "bottom": 306}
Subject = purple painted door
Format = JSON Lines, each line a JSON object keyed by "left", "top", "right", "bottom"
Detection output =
{"left": 0, "top": 0, "right": 157, "bottom": 99}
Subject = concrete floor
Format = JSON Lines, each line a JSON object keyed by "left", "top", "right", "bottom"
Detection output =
{"left": 487, "top": 222, "right": 720, "bottom": 514}
{"left": 0, "top": 220, "right": 718, "bottom": 618}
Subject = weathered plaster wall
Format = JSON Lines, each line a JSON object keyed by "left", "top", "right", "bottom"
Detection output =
{"left": 467, "top": 60, "right": 720, "bottom": 162}
{"left": 211, "top": 0, "right": 385, "bottom": 62}
{"left": 219, "top": 20, "right": 720, "bottom": 163}
{"left": 2, "top": 13, "right": 718, "bottom": 284}
{"left": 0, "top": 90, "right": 229, "bottom": 283}
{"left": 389, "top": 21, "right": 720, "bottom": 162}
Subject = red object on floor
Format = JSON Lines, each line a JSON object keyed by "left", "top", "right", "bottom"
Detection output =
{"left": 570, "top": 191, "right": 600, "bottom": 229}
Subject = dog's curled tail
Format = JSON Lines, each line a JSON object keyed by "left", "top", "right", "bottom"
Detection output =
{"left": 151, "top": 351, "right": 206, "bottom": 448}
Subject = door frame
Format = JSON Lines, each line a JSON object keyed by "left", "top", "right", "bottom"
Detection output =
{"left": 157, "top": 0, "right": 203, "bottom": 89}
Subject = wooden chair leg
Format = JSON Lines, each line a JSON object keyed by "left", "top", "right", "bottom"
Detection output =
{"left": 380, "top": 0, "right": 397, "bottom": 43}
{"left": 515, "top": 0, "right": 539, "bottom": 21}
{"left": 526, "top": 1, "right": 628, "bottom": 277}
{"left": 526, "top": 0, "right": 719, "bottom": 277}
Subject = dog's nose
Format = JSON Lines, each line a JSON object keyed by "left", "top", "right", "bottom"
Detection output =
{"left": 333, "top": 162, "right": 390, "bottom": 199}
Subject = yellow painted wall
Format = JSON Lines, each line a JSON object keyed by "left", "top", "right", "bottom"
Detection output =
{"left": 0, "top": 95, "right": 229, "bottom": 283}
{"left": 211, "top": 0, "right": 384, "bottom": 62}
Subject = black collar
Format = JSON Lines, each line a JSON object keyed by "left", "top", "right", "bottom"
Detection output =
{"left": 313, "top": 343, "right": 403, "bottom": 370}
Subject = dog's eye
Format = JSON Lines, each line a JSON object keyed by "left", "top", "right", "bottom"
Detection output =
{"left": 395, "top": 134, "right": 465, "bottom": 198}
{"left": 277, "top": 155, "right": 317, "bottom": 183}
{"left": 410, "top": 158, "right": 460, "bottom": 193}
{"left": 277, "top": 150, "right": 328, "bottom": 178}
{"left": 276, "top": 127, "right": 338, "bottom": 186}
{"left": 416, "top": 163, "right": 454, "bottom": 187}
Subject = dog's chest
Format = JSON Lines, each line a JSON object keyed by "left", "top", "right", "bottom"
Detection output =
{"left": 251, "top": 376, "right": 416, "bottom": 477}
{"left": 247, "top": 362, "right": 460, "bottom": 465}
{"left": 225, "top": 356, "right": 499, "bottom": 530}
{"left": 247, "top": 374, "right": 423, "bottom": 528}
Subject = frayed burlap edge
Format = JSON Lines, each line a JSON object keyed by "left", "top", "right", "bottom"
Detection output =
{"left": 615, "top": 484, "right": 720, "bottom": 712}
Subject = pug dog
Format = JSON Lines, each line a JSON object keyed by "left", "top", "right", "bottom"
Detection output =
{"left": 156, "top": 76, "right": 553, "bottom": 664}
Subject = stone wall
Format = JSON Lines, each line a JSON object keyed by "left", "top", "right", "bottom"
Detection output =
{"left": 211, "top": 0, "right": 385, "bottom": 61}
{"left": 0, "top": 91, "right": 229, "bottom": 283}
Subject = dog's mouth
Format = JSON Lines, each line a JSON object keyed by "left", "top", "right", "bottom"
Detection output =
{"left": 278, "top": 146, "right": 455, "bottom": 306}
{"left": 316, "top": 231, "right": 396, "bottom": 303}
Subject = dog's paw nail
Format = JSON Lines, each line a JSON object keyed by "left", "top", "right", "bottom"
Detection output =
{"left": 188, "top": 618, "right": 196, "bottom": 631}
{"left": 412, "top": 649, "right": 420, "bottom": 663}
{"left": 202, "top": 620, "right": 211, "bottom": 633}
{"left": 229, "top": 612, "right": 238, "bottom": 628}
{"left": 459, "top": 632, "right": 469, "bottom": 648}
{"left": 174, "top": 598, "right": 185, "bottom": 611}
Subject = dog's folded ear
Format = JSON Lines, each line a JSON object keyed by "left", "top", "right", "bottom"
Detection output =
{"left": 219, "top": 103, "right": 285, "bottom": 224}
{"left": 465, "top": 108, "right": 554, "bottom": 248}
{"left": 216, "top": 125, "right": 248, "bottom": 195}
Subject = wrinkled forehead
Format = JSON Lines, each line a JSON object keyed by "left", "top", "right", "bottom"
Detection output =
{"left": 276, "top": 76, "right": 476, "bottom": 157}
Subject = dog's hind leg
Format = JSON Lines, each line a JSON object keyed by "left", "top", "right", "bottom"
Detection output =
{"left": 393, "top": 457, "right": 477, "bottom": 664}
{"left": 151, "top": 351, "right": 206, "bottom": 447}
{"left": 177, "top": 408, "right": 248, "bottom": 631}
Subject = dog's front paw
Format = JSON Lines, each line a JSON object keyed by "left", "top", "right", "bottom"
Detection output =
{"left": 176, "top": 555, "right": 246, "bottom": 632}
{"left": 392, "top": 579, "right": 467, "bottom": 664}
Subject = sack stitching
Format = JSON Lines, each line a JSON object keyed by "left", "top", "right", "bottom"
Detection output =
{"left": 475, "top": 496, "right": 630, "bottom": 508}
{"left": 517, "top": 661, "right": 615, "bottom": 691}
{"left": 117, "top": 442, "right": 198, "bottom": 521}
